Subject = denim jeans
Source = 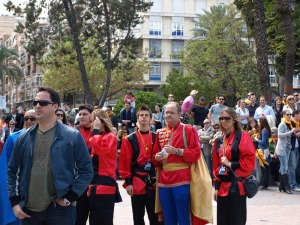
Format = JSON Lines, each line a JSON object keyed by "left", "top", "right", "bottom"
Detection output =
{"left": 203, "top": 154, "right": 213, "bottom": 179}
{"left": 22, "top": 203, "right": 76, "bottom": 225}
{"left": 278, "top": 152, "right": 290, "bottom": 175}
{"left": 288, "top": 148, "right": 299, "bottom": 189}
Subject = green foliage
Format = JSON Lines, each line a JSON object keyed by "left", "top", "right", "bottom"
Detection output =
{"left": 0, "top": 46, "right": 24, "bottom": 95}
{"left": 41, "top": 39, "right": 148, "bottom": 104}
{"left": 113, "top": 91, "right": 166, "bottom": 116}
{"left": 181, "top": 4, "right": 259, "bottom": 104}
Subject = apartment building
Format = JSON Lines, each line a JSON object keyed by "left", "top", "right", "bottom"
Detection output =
{"left": 139, "top": 0, "right": 232, "bottom": 92}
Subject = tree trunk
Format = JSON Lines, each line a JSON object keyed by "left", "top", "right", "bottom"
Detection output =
{"left": 62, "top": 0, "right": 93, "bottom": 105}
{"left": 253, "top": 0, "right": 271, "bottom": 102}
{"left": 276, "top": 0, "right": 295, "bottom": 94}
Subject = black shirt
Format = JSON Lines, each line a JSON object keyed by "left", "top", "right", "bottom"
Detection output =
{"left": 192, "top": 106, "right": 209, "bottom": 126}
{"left": 247, "top": 103, "right": 259, "bottom": 118}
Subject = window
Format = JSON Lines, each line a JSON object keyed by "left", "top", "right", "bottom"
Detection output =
{"left": 172, "top": 17, "right": 184, "bottom": 36}
{"left": 150, "top": 0, "right": 162, "bottom": 12}
{"left": 217, "top": 0, "right": 230, "bottom": 4}
{"left": 172, "top": 0, "right": 184, "bottom": 13}
{"left": 195, "top": 0, "right": 207, "bottom": 14}
{"left": 149, "top": 16, "right": 162, "bottom": 35}
{"left": 149, "top": 63, "right": 161, "bottom": 81}
{"left": 149, "top": 39, "right": 162, "bottom": 58}
{"left": 172, "top": 40, "right": 184, "bottom": 54}
{"left": 269, "top": 66, "right": 276, "bottom": 84}
{"left": 172, "top": 62, "right": 183, "bottom": 71}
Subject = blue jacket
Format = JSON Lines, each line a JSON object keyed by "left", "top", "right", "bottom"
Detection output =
{"left": 7, "top": 122, "right": 93, "bottom": 209}
{"left": 0, "top": 130, "right": 24, "bottom": 225}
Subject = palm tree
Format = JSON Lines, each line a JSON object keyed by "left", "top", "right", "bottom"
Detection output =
{"left": 0, "top": 46, "right": 24, "bottom": 96}
{"left": 276, "top": 0, "right": 295, "bottom": 94}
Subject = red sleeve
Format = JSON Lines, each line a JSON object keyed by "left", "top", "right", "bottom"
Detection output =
{"left": 212, "top": 138, "right": 221, "bottom": 183}
{"left": 89, "top": 133, "right": 117, "bottom": 155}
{"left": 236, "top": 132, "right": 256, "bottom": 177}
{"left": 152, "top": 130, "right": 163, "bottom": 167}
{"left": 181, "top": 125, "right": 200, "bottom": 162}
{"left": 119, "top": 137, "right": 133, "bottom": 179}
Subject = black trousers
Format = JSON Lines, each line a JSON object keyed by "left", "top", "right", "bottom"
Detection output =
{"left": 217, "top": 194, "right": 247, "bottom": 225}
{"left": 75, "top": 189, "right": 89, "bottom": 225}
{"left": 89, "top": 194, "right": 115, "bottom": 225}
{"left": 131, "top": 190, "right": 159, "bottom": 225}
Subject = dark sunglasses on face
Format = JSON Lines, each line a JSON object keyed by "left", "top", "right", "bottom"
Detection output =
{"left": 286, "top": 114, "right": 292, "bottom": 116}
{"left": 33, "top": 100, "right": 55, "bottom": 107}
{"left": 24, "top": 117, "right": 37, "bottom": 121}
{"left": 56, "top": 113, "right": 64, "bottom": 117}
{"left": 219, "top": 116, "right": 232, "bottom": 121}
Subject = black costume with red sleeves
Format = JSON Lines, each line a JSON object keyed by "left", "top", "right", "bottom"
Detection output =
{"left": 212, "top": 130, "right": 256, "bottom": 225}
{"left": 119, "top": 130, "right": 160, "bottom": 225}
{"left": 88, "top": 130, "right": 122, "bottom": 225}
{"left": 75, "top": 125, "right": 93, "bottom": 225}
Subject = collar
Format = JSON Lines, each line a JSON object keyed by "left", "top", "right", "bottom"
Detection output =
{"left": 167, "top": 121, "right": 181, "bottom": 130}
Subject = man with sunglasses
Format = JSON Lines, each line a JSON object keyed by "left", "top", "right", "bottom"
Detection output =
{"left": 7, "top": 87, "right": 93, "bottom": 225}
{"left": 0, "top": 109, "right": 37, "bottom": 225}
{"left": 208, "top": 95, "right": 227, "bottom": 126}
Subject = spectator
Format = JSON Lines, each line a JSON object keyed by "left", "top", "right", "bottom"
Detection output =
{"left": 294, "top": 92, "right": 300, "bottom": 109}
{"left": 10, "top": 106, "right": 22, "bottom": 129}
{"left": 282, "top": 93, "right": 288, "bottom": 105}
{"left": 161, "top": 94, "right": 175, "bottom": 128}
{"left": 151, "top": 103, "right": 162, "bottom": 131}
{"left": 246, "top": 93, "right": 259, "bottom": 118}
{"left": 283, "top": 95, "right": 296, "bottom": 114}
{"left": 198, "top": 118, "right": 214, "bottom": 179}
{"left": 254, "top": 96, "right": 275, "bottom": 122}
{"left": 269, "top": 127, "right": 280, "bottom": 185}
{"left": 106, "top": 105, "right": 118, "bottom": 129}
{"left": 56, "top": 109, "right": 67, "bottom": 124}
{"left": 273, "top": 96, "right": 284, "bottom": 127}
{"left": 120, "top": 102, "right": 137, "bottom": 134}
{"left": 189, "top": 97, "right": 209, "bottom": 129}
{"left": 120, "top": 92, "right": 136, "bottom": 120}
{"left": 235, "top": 99, "right": 249, "bottom": 130}
{"left": 4, "top": 120, "right": 20, "bottom": 143}
{"left": 276, "top": 110, "right": 295, "bottom": 194}
{"left": 208, "top": 95, "right": 227, "bottom": 125}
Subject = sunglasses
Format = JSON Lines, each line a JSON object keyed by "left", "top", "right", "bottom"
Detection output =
{"left": 56, "top": 113, "right": 64, "bottom": 117}
{"left": 33, "top": 100, "right": 55, "bottom": 107}
{"left": 286, "top": 114, "right": 292, "bottom": 116}
{"left": 288, "top": 98, "right": 295, "bottom": 100}
{"left": 271, "top": 132, "right": 275, "bottom": 134}
{"left": 24, "top": 117, "right": 37, "bottom": 121}
{"left": 9, "top": 123, "right": 15, "bottom": 125}
{"left": 283, "top": 95, "right": 288, "bottom": 97}
{"left": 219, "top": 116, "right": 232, "bottom": 121}
{"left": 294, "top": 94, "right": 299, "bottom": 96}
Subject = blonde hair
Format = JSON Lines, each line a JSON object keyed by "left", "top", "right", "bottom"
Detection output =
{"left": 92, "top": 109, "right": 114, "bottom": 133}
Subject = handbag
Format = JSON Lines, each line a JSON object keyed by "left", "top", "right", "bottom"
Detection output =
{"left": 229, "top": 167, "right": 259, "bottom": 198}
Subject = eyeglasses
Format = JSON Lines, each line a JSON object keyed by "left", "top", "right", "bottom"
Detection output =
{"left": 271, "top": 132, "right": 275, "bottom": 134}
{"left": 219, "top": 98, "right": 225, "bottom": 101}
{"left": 288, "top": 98, "right": 295, "bottom": 101}
{"left": 283, "top": 95, "right": 288, "bottom": 97}
{"left": 56, "top": 113, "right": 64, "bottom": 117}
{"left": 219, "top": 117, "right": 232, "bottom": 121}
{"left": 285, "top": 114, "right": 292, "bottom": 116}
{"left": 33, "top": 100, "right": 55, "bottom": 107}
{"left": 24, "top": 117, "right": 37, "bottom": 121}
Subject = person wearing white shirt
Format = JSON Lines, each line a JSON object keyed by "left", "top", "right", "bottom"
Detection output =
{"left": 254, "top": 96, "right": 275, "bottom": 122}
{"left": 236, "top": 99, "right": 249, "bottom": 129}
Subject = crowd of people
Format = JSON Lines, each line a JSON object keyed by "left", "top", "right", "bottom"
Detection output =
{"left": 1, "top": 88, "right": 300, "bottom": 225}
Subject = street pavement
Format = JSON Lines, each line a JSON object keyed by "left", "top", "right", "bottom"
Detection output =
{"left": 90, "top": 181, "right": 300, "bottom": 225}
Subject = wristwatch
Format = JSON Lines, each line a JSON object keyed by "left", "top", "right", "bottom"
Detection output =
{"left": 63, "top": 198, "right": 71, "bottom": 206}
{"left": 176, "top": 148, "right": 181, "bottom": 156}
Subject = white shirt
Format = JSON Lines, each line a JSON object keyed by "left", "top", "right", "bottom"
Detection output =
{"left": 254, "top": 105, "right": 275, "bottom": 121}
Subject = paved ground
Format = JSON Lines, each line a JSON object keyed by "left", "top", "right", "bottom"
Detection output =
{"left": 91, "top": 182, "right": 300, "bottom": 225}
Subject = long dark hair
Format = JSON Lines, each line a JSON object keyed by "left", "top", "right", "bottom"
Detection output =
{"left": 57, "top": 109, "right": 67, "bottom": 124}
{"left": 258, "top": 117, "right": 271, "bottom": 138}
{"left": 219, "top": 107, "right": 242, "bottom": 134}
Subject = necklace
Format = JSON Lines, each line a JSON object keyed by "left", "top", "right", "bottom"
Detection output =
{"left": 138, "top": 130, "right": 151, "bottom": 152}
{"left": 163, "top": 123, "right": 181, "bottom": 146}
